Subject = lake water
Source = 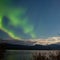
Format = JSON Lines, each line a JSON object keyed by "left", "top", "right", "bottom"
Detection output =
{"left": 4, "top": 50, "right": 60, "bottom": 60}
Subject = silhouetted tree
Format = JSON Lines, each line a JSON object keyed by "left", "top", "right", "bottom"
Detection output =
{"left": 0, "top": 39, "right": 6, "bottom": 60}
{"left": 56, "top": 52, "right": 60, "bottom": 60}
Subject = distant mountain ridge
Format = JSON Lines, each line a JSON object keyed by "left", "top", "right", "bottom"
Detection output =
{"left": 0, "top": 39, "right": 60, "bottom": 50}
{"left": 0, "top": 42, "right": 60, "bottom": 50}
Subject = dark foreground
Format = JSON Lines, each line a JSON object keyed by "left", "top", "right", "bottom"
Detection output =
{"left": 0, "top": 43, "right": 60, "bottom": 60}
{"left": 0, "top": 49, "right": 60, "bottom": 60}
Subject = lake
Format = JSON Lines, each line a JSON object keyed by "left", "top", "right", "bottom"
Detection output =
{"left": 4, "top": 50, "right": 60, "bottom": 60}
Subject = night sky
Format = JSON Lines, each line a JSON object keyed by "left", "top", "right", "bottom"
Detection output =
{"left": 0, "top": 0, "right": 60, "bottom": 40}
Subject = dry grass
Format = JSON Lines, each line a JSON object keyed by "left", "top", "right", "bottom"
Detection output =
{"left": 32, "top": 51, "right": 60, "bottom": 60}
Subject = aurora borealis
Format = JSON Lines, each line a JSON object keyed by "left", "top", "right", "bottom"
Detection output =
{"left": 0, "top": 0, "right": 36, "bottom": 39}
{"left": 1, "top": 0, "right": 60, "bottom": 40}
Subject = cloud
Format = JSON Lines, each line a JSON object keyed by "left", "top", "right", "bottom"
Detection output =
{"left": 24, "top": 36, "right": 60, "bottom": 45}
{"left": 2, "top": 36, "right": 60, "bottom": 45}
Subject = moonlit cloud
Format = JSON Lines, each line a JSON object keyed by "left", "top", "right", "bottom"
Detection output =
{"left": 24, "top": 36, "right": 60, "bottom": 45}
{"left": 2, "top": 36, "right": 60, "bottom": 46}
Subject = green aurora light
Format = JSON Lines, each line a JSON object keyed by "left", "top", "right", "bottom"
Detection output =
{"left": 0, "top": 0, "right": 36, "bottom": 40}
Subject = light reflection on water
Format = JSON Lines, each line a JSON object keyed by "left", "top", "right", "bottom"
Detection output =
{"left": 5, "top": 50, "right": 60, "bottom": 60}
